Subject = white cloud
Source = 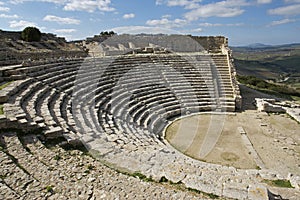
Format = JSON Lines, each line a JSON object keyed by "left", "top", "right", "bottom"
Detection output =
{"left": 0, "top": 14, "right": 19, "bottom": 18}
{"left": 268, "top": 18, "right": 296, "bottom": 26}
{"left": 9, "top": 20, "right": 37, "bottom": 29}
{"left": 9, "top": 0, "right": 65, "bottom": 4}
{"left": 268, "top": 4, "right": 300, "bottom": 15}
{"left": 156, "top": 0, "right": 202, "bottom": 9}
{"left": 257, "top": 0, "right": 272, "bottom": 4}
{"left": 0, "top": 7, "right": 9, "bottom": 12}
{"left": 199, "top": 23, "right": 223, "bottom": 27}
{"left": 54, "top": 29, "right": 76, "bottom": 33}
{"left": 190, "top": 27, "right": 202, "bottom": 32}
{"left": 43, "top": 15, "right": 80, "bottom": 25}
{"left": 198, "top": 22, "right": 244, "bottom": 27}
{"left": 184, "top": 0, "right": 248, "bottom": 20}
{"left": 112, "top": 26, "right": 180, "bottom": 35}
{"left": 0, "top": 1, "right": 10, "bottom": 12}
{"left": 284, "top": 0, "right": 300, "bottom": 3}
{"left": 146, "top": 17, "right": 187, "bottom": 28}
{"left": 63, "top": 0, "right": 115, "bottom": 12}
{"left": 9, "top": 0, "right": 114, "bottom": 12}
{"left": 162, "top": 14, "right": 172, "bottom": 18}
{"left": 123, "top": 13, "right": 135, "bottom": 19}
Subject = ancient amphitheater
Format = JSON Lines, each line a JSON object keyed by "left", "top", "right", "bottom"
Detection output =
{"left": 0, "top": 33, "right": 299, "bottom": 199}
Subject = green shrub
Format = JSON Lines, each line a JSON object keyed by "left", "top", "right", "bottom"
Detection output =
{"left": 21, "top": 27, "right": 41, "bottom": 42}
{"left": 100, "top": 31, "right": 115, "bottom": 36}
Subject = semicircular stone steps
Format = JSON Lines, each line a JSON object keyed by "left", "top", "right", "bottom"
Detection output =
{"left": 2, "top": 53, "right": 296, "bottom": 199}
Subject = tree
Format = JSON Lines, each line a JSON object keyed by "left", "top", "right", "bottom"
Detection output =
{"left": 100, "top": 31, "right": 115, "bottom": 36}
{"left": 21, "top": 27, "right": 42, "bottom": 42}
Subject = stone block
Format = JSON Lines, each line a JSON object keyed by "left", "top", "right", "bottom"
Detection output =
{"left": 0, "top": 94, "right": 8, "bottom": 103}
{"left": 222, "top": 182, "right": 248, "bottom": 199}
{"left": 247, "top": 185, "right": 268, "bottom": 200}
{"left": 44, "top": 126, "right": 63, "bottom": 139}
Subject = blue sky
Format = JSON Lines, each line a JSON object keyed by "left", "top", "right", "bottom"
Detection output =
{"left": 0, "top": 0, "right": 299, "bottom": 46}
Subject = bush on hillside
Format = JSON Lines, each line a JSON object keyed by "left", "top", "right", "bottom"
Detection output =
{"left": 21, "top": 27, "right": 41, "bottom": 42}
{"left": 237, "top": 75, "right": 300, "bottom": 97}
{"left": 100, "top": 31, "right": 115, "bottom": 36}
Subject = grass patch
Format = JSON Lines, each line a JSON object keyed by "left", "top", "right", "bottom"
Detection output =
{"left": 159, "top": 176, "right": 168, "bottom": 183}
{"left": 263, "top": 179, "right": 293, "bottom": 188}
{"left": 45, "top": 185, "right": 54, "bottom": 193}
{"left": 291, "top": 95, "right": 300, "bottom": 103}
{"left": 87, "top": 164, "right": 95, "bottom": 170}
{"left": 256, "top": 166, "right": 261, "bottom": 170}
{"left": 207, "top": 193, "right": 220, "bottom": 199}
{"left": 187, "top": 187, "right": 219, "bottom": 199}
{"left": 53, "top": 154, "right": 61, "bottom": 161}
{"left": 0, "top": 174, "right": 7, "bottom": 179}
{"left": 0, "top": 81, "right": 13, "bottom": 91}
{"left": 187, "top": 187, "right": 202, "bottom": 194}
{"left": 0, "top": 104, "right": 3, "bottom": 115}
{"left": 132, "top": 171, "right": 153, "bottom": 182}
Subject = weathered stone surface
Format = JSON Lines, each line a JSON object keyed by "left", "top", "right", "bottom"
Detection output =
{"left": 247, "top": 185, "right": 269, "bottom": 200}
{"left": 0, "top": 133, "right": 213, "bottom": 200}
{"left": 0, "top": 46, "right": 298, "bottom": 200}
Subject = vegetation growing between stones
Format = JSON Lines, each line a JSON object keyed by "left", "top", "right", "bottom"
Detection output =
{"left": 45, "top": 185, "right": 54, "bottom": 193}
{"left": 0, "top": 174, "right": 7, "bottom": 179}
{"left": 131, "top": 171, "right": 153, "bottom": 182}
{"left": 159, "top": 176, "right": 168, "bottom": 183}
{"left": 87, "top": 164, "right": 95, "bottom": 170}
{"left": 53, "top": 155, "right": 61, "bottom": 160}
{"left": 91, "top": 158, "right": 221, "bottom": 199}
{"left": 0, "top": 104, "right": 3, "bottom": 115}
{"left": 263, "top": 179, "right": 293, "bottom": 188}
{"left": 21, "top": 27, "right": 42, "bottom": 42}
{"left": 187, "top": 187, "right": 220, "bottom": 199}
{"left": 286, "top": 113, "right": 300, "bottom": 124}
{"left": 256, "top": 165, "right": 261, "bottom": 170}
{"left": 0, "top": 81, "right": 13, "bottom": 90}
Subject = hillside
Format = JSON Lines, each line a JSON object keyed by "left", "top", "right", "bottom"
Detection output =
{"left": 0, "top": 30, "right": 87, "bottom": 66}
{"left": 231, "top": 43, "right": 300, "bottom": 96}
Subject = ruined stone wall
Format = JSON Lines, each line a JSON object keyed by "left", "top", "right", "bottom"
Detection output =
{"left": 191, "top": 36, "right": 228, "bottom": 53}
{"left": 86, "top": 34, "right": 228, "bottom": 53}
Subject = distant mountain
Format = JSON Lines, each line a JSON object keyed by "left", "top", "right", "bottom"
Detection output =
{"left": 232, "top": 43, "right": 300, "bottom": 49}
{"left": 231, "top": 41, "right": 300, "bottom": 91}
{"left": 246, "top": 43, "right": 271, "bottom": 48}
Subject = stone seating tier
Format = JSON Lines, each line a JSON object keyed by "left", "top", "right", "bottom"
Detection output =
{"left": 0, "top": 52, "right": 270, "bottom": 199}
